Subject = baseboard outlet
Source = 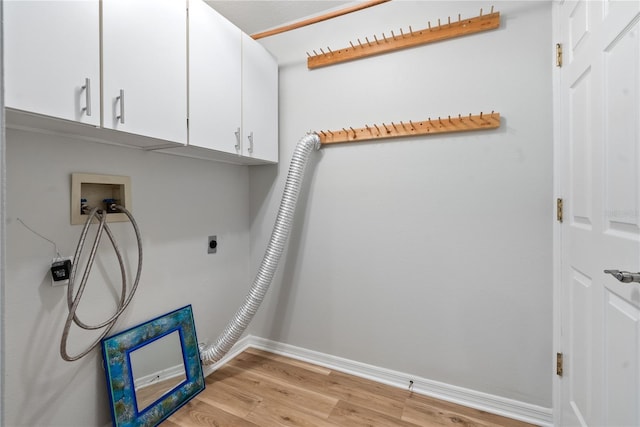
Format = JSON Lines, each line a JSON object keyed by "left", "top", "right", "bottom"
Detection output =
{"left": 209, "top": 335, "right": 552, "bottom": 427}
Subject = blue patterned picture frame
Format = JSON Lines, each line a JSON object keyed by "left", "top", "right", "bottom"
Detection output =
{"left": 101, "top": 305, "right": 205, "bottom": 426}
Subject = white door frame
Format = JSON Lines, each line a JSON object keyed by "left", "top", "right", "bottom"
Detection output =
{"left": 552, "top": 2, "right": 563, "bottom": 425}
{"left": 0, "top": 0, "right": 6, "bottom": 424}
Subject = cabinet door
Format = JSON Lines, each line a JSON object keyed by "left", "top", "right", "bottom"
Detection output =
{"left": 4, "top": 0, "right": 100, "bottom": 126}
{"left": 241, "top": 34, "right": 279, "bottom": 163}
{"left": 188, "top": 0, "right": 242, "bottom": 154}
{"left": 102, "top": 0, "right": 187, "bottom": 144}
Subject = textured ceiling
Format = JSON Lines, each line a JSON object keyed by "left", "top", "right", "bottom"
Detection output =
{"left": 205, "top": 1, "right": 352, "bottom": 35}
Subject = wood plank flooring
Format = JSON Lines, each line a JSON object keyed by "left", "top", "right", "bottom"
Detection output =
{"left": 166, "top": 348, "right": 537, "bottom": 427}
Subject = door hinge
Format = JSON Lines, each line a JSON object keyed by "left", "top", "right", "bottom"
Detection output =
{"left": 556, "top": 43, "right": 563, "bottom": 67}
{"left": 557, "top": 198, "right": 563, "bottom": 223}
{"left": 556, "top": 352, "right": 564, "bottom": 376}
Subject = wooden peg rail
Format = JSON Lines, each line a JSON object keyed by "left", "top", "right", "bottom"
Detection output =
{"left": 317, "top": 112, "right": 500, "bottom": 145}
{"left": 307, "top": 7, "right": 500, "bottom": 69}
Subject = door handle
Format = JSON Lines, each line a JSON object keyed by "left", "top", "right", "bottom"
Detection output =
{"left": 116, "top": 89, "right": 125, "bottom": 124}
{"left": 247, "top": 131, "right": 254, "bottom": 154}
{"left": 234, "top": 127, "right": 241, "bottom": 151}
{"left": 604, "top": 270, "right": 640, "bottom": 283}
{"left": 81, "top": 78, "right": 92, "bottom": 116}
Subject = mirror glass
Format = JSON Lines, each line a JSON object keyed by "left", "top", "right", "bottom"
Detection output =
{"left": 130, "top": 330, "right": 187, "bottom": 411}
{"left": 101, "top": 305, "right": 205, "bottom": 427}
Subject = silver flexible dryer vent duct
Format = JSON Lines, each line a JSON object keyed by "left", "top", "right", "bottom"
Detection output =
{"left": 200, "top": 132, "right": 321, "bottom": 365}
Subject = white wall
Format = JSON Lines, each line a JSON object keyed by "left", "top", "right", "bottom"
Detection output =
{"left": 5, "top": 129, "right": 250, "bottom": 426}
{"left": 249, "top": 0, "right": 553, "bottom": 408}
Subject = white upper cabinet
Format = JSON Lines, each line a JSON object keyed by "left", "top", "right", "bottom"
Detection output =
{"left": 4, "top": 0, "right": 100, "bottom": 126}
{"left": 4, "top": 0, "right": 277, "bottom": 163}
{"left": 188, "top": 0, "right": 242, "bottom": 155}
{"left": 187, "top": 1, "right": 278, "bottom": 163}
{"left": 102, "top": 0, "right": 188, "bottom": 144}
{"left": 241, "top": 33, "right": 279, "bottom": 163}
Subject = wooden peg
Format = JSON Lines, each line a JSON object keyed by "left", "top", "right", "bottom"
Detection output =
{"left": 317, "top": 112, "right": 500, "bottom": 144}
{"left": 307, "top": 7, "right": 501, "bottom": 70}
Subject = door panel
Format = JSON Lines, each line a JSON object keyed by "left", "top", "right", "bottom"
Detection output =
{"left": 603, "top": 20, "right": 640, "bottom": 236}
{"left": 4, "top": 0, "right": 100, "bottom": 125}
{"left": 569, "top": 67, "right": 593, "bottom": 227}
{"left": 568, "top": 268, "right": 593, "bottom": 427}
{"left": 570, "top": 0, "right": 590, "bottom": 55}
{"left": 604, "top": 290, "right": 640, "bottom": 427}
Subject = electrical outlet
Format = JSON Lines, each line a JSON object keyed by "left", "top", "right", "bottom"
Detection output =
{"left": 208, "top": 236, "right": 217, "bottom": 254}
{"left": 51, "top": 256, "right": 73, "bottom": 287}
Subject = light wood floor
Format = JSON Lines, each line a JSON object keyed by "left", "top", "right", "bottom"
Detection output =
{"left": 166, "top": 348, "right": 537, "bottom": 427}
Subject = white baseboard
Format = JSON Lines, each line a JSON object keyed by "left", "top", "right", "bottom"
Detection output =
{"left": 134, "top": 363, "right": 186, "bottom": 391}
{"left": 203, "top": 335, "right": 553, "bottom": 427}
{"left": 200, "top": 334, "right": 254, "bottom": 378}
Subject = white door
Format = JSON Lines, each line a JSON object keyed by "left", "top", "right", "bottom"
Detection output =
{"left": 241, "top": 33, "right": 279, "bottom": 162}
{"left": 557, "top": 1, "right": 640, "bottom": 426}
{"left": 4, "top": 0, "right": 100, "bottom": 125}
{"left": 188, "top": 0, "right": 242, "bottom": 154}
{"left": 102, "top": 0, "right": 187, "bottom": 144}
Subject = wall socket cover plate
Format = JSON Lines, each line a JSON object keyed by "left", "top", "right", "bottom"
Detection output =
{"left": 51, "top": 256, "right": 73, "bottom": 287}
{"left": 208, "top": 236, "right": 217, "bottom": 254}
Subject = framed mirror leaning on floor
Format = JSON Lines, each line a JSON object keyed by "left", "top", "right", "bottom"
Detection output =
{"left": 101, "top": 305, "right": 205, "bottom": 426}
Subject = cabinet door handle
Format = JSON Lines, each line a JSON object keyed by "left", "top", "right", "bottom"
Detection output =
{"left": 81, "top": 78, "right": 92, "bottom": 117}
{"left": 116, "top": 89, "right": 125, "bottom": 124}
{"left": 247, "top": 131, "right": 254, "bottom": 154}
{"left": 234, "top": 127, "right": 241, "bottom": 151}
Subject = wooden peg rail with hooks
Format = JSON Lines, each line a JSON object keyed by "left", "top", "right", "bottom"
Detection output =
{"left": 307, "top": 7, "right": 500, "bottom": 69}
{"left": 316, "top": 112, "right": 500, "bottom": 145}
